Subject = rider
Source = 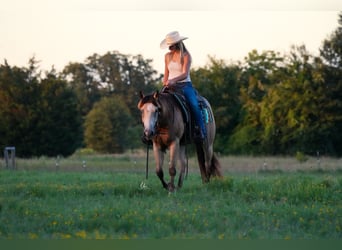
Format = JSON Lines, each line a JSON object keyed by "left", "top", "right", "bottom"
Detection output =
{"left": 160, "top": 31, "right": 206, "bottom": 141}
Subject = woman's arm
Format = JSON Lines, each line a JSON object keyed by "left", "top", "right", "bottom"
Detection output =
{"left": 168, "top": 53, "right": 191, "bottom": 85}
{"left": 162, "top": 53, "right": 169, "bottom": 86}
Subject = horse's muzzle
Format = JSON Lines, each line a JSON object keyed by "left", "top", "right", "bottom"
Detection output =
{"left": 141, "top": 134, "right": 153, "bottom": 145}
{"left": 144, "top": 129, "right": 155, "bottom": 139}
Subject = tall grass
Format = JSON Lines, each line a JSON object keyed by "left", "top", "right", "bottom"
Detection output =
{"left": 3, "top": 151, "right": 341, "bottom": 174}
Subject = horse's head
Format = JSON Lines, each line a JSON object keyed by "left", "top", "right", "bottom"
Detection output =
{"left": 138, "top": 91, "right": 161, "bottom": 139}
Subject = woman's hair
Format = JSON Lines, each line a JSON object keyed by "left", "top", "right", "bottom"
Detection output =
{"left": 169, "top": 41, "right": 190, "bottom": 65}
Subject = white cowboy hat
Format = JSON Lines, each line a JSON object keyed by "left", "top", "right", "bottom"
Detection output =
{"left": 160, "top": 31, "right": 188, "bottom": 49}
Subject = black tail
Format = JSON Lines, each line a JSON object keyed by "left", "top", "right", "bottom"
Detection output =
{"left": 196, "top": 144, "right": 223, "bottom": 182}
{"left": 195, "top": 143, "right": 207, "bottom": 182}
{"left": 210, "top": 153, "right": 223, "bottom": 178}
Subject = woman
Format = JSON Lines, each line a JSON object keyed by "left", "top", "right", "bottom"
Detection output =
{"left": 160, "top": 31, "right": 206, "bottom": 141}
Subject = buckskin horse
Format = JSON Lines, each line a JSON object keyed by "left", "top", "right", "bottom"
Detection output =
{"left": 138, "top": 89, "right": 222, "bottom": 191}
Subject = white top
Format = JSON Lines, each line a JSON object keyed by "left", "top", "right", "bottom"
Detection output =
{"left": 168, "top": 60, "right": 191, "bottom": 82}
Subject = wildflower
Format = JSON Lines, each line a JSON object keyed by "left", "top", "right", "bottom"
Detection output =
{"left": 29, "top": 233, "right": 38, "bottom": 239}
{"left": 121, "top": 234, "right": 130, "bottom": 240}
{"left": 75, "top": 230, "right": 87, "bottom": 239}
{"left": 61, "top": 233, "right": 72, "bottom": 239}
{"left": 95, "top": 230, "right": 106, "bottom": 239}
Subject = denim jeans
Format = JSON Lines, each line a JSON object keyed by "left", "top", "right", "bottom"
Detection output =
{"left": 182, "top": 82, "right": 206, "bottom": 136}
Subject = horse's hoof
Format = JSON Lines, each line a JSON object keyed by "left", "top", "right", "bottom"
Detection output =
{"left": 167, "top": 182, "right": 175, "bottom": 192}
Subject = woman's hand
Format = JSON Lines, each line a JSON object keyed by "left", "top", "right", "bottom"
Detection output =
{"left": 167, "top": 79, "right": 177, "bottom": 86}
{"left": 162, "top": 78, "right": 171, "bottom": 86}
{"left": 163, "top": 79, "right": 175, "bottom": 87}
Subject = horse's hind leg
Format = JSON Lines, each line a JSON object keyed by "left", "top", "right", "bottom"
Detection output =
{"left": 153, "top": 145, "right": 168, "bottom": 189}
{"left": 204, "top": 142, "right": 214, "bottom": 180}
{"left": 177, "top": 146, "right": 187, "bottom": 188}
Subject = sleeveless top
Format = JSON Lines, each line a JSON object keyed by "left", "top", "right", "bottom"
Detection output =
{"left": 168, "top": 60, "right": 191, "bottom": 83}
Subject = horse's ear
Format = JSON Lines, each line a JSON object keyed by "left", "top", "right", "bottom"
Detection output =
{"left": 153, "top": 91, "right": 159, "bottom": 100}
{"left": 139, "top": 91, "right": 144, "bottom": 99}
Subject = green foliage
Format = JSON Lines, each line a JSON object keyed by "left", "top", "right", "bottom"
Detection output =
{"left": 320, "top": 13, "right": 342, "bottom": 68}
{"left": 0, "top": 52, "right": 160, "bottom": 157}
{"left": 319, "top": 13, "right": 342, "bottom": 155}
{"left": 63, "top": 51, "right": 161, "bottom": 120}
{"left": 84, "top": 96, "right": 133, "bottom": 153}
{"left": 62, "top": 62, "right": 102, "bottom": 117}
{"left": 0, "top": 60, "right": 82, "bottom": 157}
{"left": 226, "top": 13, "right": 342, "bottom": 156}
{"left": 227, "top": 124, "right": 262, "bottom": 155}
{"left": 73, "top": 148, "right": 96, "bottom": 156}
{"left": 235, "top": 50, "right": 287, "bottom": 154}
{"left": 35, "top": 71, "right": 82, "bottom": 156}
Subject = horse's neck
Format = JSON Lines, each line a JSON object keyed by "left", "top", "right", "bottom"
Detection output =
{"left": 159, "top": 96, "right": 177, "bottom": 127}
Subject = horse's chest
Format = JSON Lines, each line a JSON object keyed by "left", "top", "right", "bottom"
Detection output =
{"left": 156, "top": 134, "right": 172, "bottom": 146}
{"left": 155, "top": 129, "right": 175, "bottom": 147}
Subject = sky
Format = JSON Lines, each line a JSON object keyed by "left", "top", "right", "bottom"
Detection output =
{"left": 1, "top": 0, "right": 341, "bottom": 75}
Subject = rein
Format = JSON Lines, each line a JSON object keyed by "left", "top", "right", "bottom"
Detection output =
{"left": 145, "top": 143, "right": 149, "bottom": 179}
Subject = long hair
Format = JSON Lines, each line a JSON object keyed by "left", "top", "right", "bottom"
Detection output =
{"left": 169, "top": 41, "right": 191, "bottom": 65}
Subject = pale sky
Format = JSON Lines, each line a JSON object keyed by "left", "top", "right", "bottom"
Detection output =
{"left": 1, "top": 0, "right": 341, "bottom": 74}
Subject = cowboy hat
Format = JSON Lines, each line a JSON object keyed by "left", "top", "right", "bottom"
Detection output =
{"left": 160, "top": 31, "right": 188, "bottom": 49}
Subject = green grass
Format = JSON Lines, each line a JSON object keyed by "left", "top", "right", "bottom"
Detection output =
{"left": 0, "top": 166, "right": 341, "bottom": 239}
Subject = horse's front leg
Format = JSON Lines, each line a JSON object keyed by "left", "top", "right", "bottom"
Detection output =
{"left": 153, "top": 143, "right": 167, "bottom": 189}
{"left": 168, "top": 139, "right": 179, "bottom": 192}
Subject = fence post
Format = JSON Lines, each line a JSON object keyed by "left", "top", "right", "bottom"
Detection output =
{"left": 4, "top": 147, "right": 16, "bottom": 170}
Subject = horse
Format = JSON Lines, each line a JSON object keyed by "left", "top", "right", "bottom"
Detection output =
{"left": 137, "top": 89, "right": 222, "bottom": 191}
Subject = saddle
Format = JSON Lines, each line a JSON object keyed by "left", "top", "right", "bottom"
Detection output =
{"left": 161, "top": 86, "right": 212, "bottom": 144}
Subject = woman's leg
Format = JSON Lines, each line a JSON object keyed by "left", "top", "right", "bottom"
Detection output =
{"left": 182, "top": 82, "right": 206, "bottom": 138}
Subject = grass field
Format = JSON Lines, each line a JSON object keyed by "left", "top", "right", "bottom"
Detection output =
{"left": 0, "top": 153, "right": 341, "bottom": 239}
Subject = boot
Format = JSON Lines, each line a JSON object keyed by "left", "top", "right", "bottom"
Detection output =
{"left": 193, "top": 126, "right": 205, "bottom": 142}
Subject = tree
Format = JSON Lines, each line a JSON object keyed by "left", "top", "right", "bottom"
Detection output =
{"left": 320, "top": 12, "right": 342, "bottom": 68}
{"left": 191, "top": 57, "right": 241, "bottom": 153}
{"left": 63, "top": 62, "right": 103, "bottom": 117}
{"left": 0, "top": 60, "right": 82, "bottom": 157}
{"left": 63, "top": 51, "right": 161, "bottom": 153}
{"left": 319, "top": 12, "right": 342, "bottom": 155}
{"left": 229, "top": 50, "right": 286, "bottom": 154}
{"left": 84, "top": 97, "right": 133, "bottom": 153}
{"left": 63, "top": 51, "right": 161, "bottom": 120}
{"left": 35, "top": 70, "right": 82, "bottom": 156}
{"left": 0, "top": 60, "right": 40, "bottom": 156}
{"left": 252, "top": 45, "right": 340, "bottom": 156}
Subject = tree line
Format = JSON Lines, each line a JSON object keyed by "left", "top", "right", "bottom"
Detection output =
{"left": 1, "top": 13, "right": 341, "bottom": 157}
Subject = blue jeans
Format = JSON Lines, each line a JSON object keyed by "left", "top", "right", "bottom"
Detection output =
{"left": 182, "top": 82, "right": 206, "bottom": 136}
